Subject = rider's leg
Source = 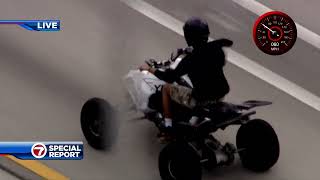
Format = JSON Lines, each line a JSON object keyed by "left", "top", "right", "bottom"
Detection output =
{"left": 162, "top": 84, "right": 173, "bottom": 127}
{"left": 162, "top": 84, "right": 197, "bottom": 127}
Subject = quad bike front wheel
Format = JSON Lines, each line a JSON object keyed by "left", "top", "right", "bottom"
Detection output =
{"left": 236, "top": 119, "right": 280, "bottom": 172}
{"left": 159, "top": 141, "right": 201, "bottom": 180}
{"left": 81, "top": 98, "right": 113, "bottom": 150}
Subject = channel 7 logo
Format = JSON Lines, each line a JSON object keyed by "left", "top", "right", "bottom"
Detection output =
{"left": 31, "top": 143, "right": 47, "bottom": 159}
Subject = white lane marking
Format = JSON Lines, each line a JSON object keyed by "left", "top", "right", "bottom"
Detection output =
{"left": 232, "top": 0, "right": 320, "bottom": 50}
{"left": 120, "top": 0, "right": 320, "bottom": 112}
{"left": 204, "top": 12, "right": 242, "bottom": 32}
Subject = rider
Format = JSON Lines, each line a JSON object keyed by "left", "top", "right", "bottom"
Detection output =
{"left": 140, "top": 17, "right": 232, "bottom": 131}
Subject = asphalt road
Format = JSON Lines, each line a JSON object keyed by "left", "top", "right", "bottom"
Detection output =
{"left": 0, "top": 168, "right": 19, "bottom": 180}
{"left": 0, "top": 0, "right": 319, "bottom": 180}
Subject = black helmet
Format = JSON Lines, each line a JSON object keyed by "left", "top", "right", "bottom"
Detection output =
{"left": 183, "top": 17, "right": 210, "bottom": 47}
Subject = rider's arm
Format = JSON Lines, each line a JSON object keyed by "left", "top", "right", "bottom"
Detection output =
{"left": 148, "top": 67, "right": 157, "bottom": 74}
{"left": 150, "top": 56, "right": 191, "bottom": 83}
{"left": 156, "top": 48, "right": 185, "bottom": 67}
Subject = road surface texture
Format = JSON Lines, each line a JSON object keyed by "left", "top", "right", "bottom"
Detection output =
{"left": 0, "top": 168, "right": 19, "bottom": 180}
{"left": 0, "top": 0, "right": 319, "bottom": 179}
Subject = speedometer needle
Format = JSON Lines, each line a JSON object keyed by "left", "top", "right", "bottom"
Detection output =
{"left": 262, "top": 23, "right": 276, "bottom": 34}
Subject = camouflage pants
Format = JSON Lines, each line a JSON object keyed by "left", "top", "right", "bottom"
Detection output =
{"left": 168, "top": 84, "right": 197, "bottom": 109}
{"left": 168, "top": 84, "right": 222, "bottom": 109}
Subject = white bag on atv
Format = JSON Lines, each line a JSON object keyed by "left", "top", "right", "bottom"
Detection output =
{"left": 124, "top": 70, "right": 165, "bottom": 113}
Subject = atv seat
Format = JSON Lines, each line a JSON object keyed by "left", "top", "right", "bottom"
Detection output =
{"left": 192, "top": 102, "right": 241, "bottom": 124}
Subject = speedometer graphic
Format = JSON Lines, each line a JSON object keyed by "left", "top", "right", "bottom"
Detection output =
{"left": 253, "top": 11, "right": 297, "bottom": 55}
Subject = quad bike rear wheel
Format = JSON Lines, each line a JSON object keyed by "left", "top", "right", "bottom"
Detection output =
{"left": 81, "top": 98, "right": 112, "bottom": 150}
{"left": 236, "top": 119, "right": 280, "bottom": 172}
{"left": 159, "top": 141, "right": 201, "bottom": 180}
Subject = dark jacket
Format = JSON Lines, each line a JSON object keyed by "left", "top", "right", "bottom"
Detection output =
{"left": 154, "top": 39, "right": 232, "bottom": 101}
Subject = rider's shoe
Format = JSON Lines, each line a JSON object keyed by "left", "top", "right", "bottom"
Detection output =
{"left": 221, "top": 143, "right": 236, "bottom": 165}
{"left": 151, "top": 112, "right": 163, "bottom": 126}
{"left": 157, "top": 131, "right": 174, "bottom": 143}
{"left": 157, "top": 122, "right": 175, "bottom": 143}
{"left": 157, "top": 121, "right": 171, "bottom": 132}
{"left": 157, "top": 128, "right": 174, "bottom": 143}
